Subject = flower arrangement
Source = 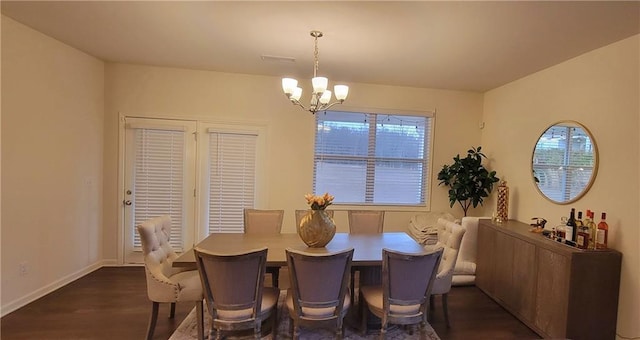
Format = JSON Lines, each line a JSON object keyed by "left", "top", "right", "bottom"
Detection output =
{"left": 304, "top": 192, "right": 334, "bottom": 210}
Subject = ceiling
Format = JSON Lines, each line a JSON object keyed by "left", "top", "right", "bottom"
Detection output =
{"left": 2, "top": 1, "right": 639, "bottom": 92}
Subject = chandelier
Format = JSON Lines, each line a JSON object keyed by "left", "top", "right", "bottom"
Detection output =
{"left": 282, "top": 31, "right": 349, "bottom": 115}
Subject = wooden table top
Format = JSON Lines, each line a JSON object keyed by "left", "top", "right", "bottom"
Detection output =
{"left": 173, "top": 232, "right": 428, "bottom": 267}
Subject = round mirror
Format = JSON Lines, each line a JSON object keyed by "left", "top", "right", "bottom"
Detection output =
{"left": 531, "top": 121, "right": 598, "bottom": 204}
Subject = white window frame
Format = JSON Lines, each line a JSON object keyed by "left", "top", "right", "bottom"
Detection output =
{"left": 313, "top": 108, "right": 434, "bottom": 208}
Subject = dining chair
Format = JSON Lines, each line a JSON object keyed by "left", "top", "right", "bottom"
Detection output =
{"left": 360, "top": 247, "right": 444, "bottom": 338}
{"left": 194, "top": 246, "right": 279, "bottom": 340}
{"left": 243, "top": 208, "right": 285, "bottom": 287}
{"left": 285, "top": 247, "right": 354, "bottom": 340}
{"left": 348, "top": 210, "right": 385, "bottom": 234}
{"left": 136, "top": 215, "right": 204, "bottom": 340}
{"left": 430, "top": 218, "right": 466, "bottom": 327}
{"left": 347, "top": 210, "right": 385, "bottom": 306}
{"left": 295, "top": 209, "right": 334, "bottom": 227}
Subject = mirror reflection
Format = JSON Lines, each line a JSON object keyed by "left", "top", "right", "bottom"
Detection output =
{"left": 532, "top": 121, "right": 598, "bottom": 204}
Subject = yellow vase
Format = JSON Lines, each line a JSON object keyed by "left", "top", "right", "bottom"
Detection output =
{"left": 297, "top": 209, "right": 336, "bottom": 247}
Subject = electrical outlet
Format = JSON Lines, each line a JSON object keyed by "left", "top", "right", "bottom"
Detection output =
{"left": 19, "top": 261, "right": 28, "bottom": 276}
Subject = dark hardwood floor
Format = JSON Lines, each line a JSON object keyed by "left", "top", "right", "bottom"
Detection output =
{"left": 1, "top": 267, "right": 539, "bottom": 339}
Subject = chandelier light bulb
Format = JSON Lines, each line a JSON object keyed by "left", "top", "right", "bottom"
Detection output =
{"left": 334, "top": 85, "right": 349, "bottom": 101}
{"left": 319, "top": 90, "right": 332, "bottom": 104}
{"left": 291, "top": 87, "right": 303, "bottom": 101}
{"left": 282, "top": 78, "right": 298, "bottom": 95}
{"left": 312, "top": 77, "right": 328, "bottom": 94}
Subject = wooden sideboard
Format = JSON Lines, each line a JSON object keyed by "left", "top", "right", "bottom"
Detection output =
{"left": 476, "top": 219, "right": 621, "bottom": 340}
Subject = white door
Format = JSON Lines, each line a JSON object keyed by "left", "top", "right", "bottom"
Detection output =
{"left": 123, "top": 117, "right": 197, "bottom": 263}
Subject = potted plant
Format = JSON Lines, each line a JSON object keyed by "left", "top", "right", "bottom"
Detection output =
{"left": 437, "top": 146, "right": 500, "bottom": 216}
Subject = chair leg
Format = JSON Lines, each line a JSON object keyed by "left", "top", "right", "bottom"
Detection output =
{"left": 271, "top": 303, "right": 278, "bottom": 339}
{"left": 350, "top": 267, "right": 357, "bottom": 306}
{"left": 254, "top": 323, "right": 261, "bottom": 339}
{"left": 336, "top": 318, "right": 344, "bottom": 340}
{"left": 360, "top": 291, "right": 368, "bottom": 335}
{"left": 442, "top": 293, "right": 450, "bottom": 327}
{"left": 169, "top": 302, "right": 176, "bottom": 318}
{"left": 196, "top": 300, "right": 204, "bottom": 340}
{"left": 267, "top": 267, "right": 279, "bottom": 287}
{"left": 380, "top": 318, "right": 387, "bottom": 340}
{"left": 145, "top": 301, "right": 159, "bottom": 340}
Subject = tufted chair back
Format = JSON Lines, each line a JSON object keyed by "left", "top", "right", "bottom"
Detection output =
{"left": 429, "top": 218, "right": 465, "bottom": 327}
{"left": 136, "top": 215, "right": 204, "bottom": 340}
{"left": 137, "top": 215, "right": 192, "bottom": 302}
{"left": 432, "top": 218, "right": 466, "bottom": 293}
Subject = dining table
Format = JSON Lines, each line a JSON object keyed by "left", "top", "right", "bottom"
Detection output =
{"left": 174, "top": 231, "right": 438, "bottom": 332}
{"left": 173, "top": 232, "right": 430, "bottom": 268}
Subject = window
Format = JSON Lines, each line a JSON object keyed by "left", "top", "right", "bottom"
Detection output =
{"left": 314, "top": 110, "right": 432, "bottom": 206}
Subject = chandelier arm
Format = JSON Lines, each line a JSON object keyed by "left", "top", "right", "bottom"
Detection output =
{"left": 289, "top": 98, "right": 310, "bottom": 112}
{"left": 317, "top": 100, "right": 345, "bottom": 112}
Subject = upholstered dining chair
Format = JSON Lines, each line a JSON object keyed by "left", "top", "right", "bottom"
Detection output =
{"left": 194, "top": 246, "right": 279, "bottom": 340}
{"left": 136, "top": 215, "right": 204, "bottom": 340}
{"left": 295, "top": 209, "right": 334, "bottom": 227}
{"left": 360, "top": 248, "right": 443, "bottom": 338}
{"left": 348, "top": 210, "right": 385, "bottom": 234}
{"left": 243, "top": 209, "right": 285, "bottom": 287}
{"left": 285, "top": 247, "right": 354, "bottom": 340}
{"left": 430, "top": 218, "right": 466, "bottom": 327}
{"left": 347, "top": 210, "right": 385, "bottom": 305}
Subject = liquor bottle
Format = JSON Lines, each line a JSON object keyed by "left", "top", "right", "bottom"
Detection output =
{"left": 565, "top": 208, "right": 577, "bottom": 242}
{"left": 556, "top": 217, "right": 567, "bottom": 240}
{"left": 596, "top": 212, "right": 609, "bottom": 249}
{"left": 576, "top": 211, "right": 584, "bottom": 228}
{"left": 585, "top": 210, "right": 597, "bottom": 250}
{"left": 576, "top": 211, "right": 590, "bottom": 249}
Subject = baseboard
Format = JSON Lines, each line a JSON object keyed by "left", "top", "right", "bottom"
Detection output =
{"left": 1, "top": 260, "right": 110, "bottom": 317}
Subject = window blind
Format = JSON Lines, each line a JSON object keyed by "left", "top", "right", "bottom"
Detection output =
{"left": 208, "top": 131, "right": 257, "bottom": 233}
{"left": 132, "top": 128, "right": 185, "bottom": 251}
{"left": 314, "top": 111, "right": 431, "bottom": 205}
{"left": 532, "top": 125, "right": 595, "bottom": 202}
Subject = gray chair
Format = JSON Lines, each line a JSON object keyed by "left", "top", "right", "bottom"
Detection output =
{"left": 136, "top": 215, "right": 204, "bottom": 340}
{"left": 360, "top": 247, "right": 444, "bottom": 338}
{"left": 348, "top": 210, "right": 385, "bottom": 305}
{"left": 285, "top": 247, "right": 354, "bottom": 340}
{"left": 243, "top": 209, "right": 285, "bottom": 287}
{"left": 194, "top": 246, "right": 279, "bottom": 340}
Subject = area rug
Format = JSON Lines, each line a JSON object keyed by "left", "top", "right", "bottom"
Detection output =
{"left": 169, "top": 292, "right": 440, "bottom": 340}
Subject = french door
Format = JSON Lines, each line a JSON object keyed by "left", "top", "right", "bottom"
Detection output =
{"left": 123, "top": 117, "right": 197, "bottom": 263}
{"left": 121, "top": 117, "right": 265, "bottom": 263}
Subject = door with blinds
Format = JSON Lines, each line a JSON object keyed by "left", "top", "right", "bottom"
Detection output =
{"left": 197, "top": 124, "right": 261, "bottom": 237}
{"left": 123, "top": 118, "right": 197, "bottom": 263}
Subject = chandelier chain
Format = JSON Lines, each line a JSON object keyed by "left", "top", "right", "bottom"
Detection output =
{"left": 313, "top": 35, "right": 319, "bottom": 78}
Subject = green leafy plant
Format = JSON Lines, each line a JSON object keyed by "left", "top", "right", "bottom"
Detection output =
{"left": 437, "top": 146, "right": 500, "bottom": 216}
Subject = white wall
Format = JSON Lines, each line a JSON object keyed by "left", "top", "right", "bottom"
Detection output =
{"left": 102, "top": 63, "right": 485, "bottom": 260}
{"left": 1, "top": 16, "right": 104, "bottom": 315}
{"left": 482, "top": 35, "right": 640, "bottom": 339}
